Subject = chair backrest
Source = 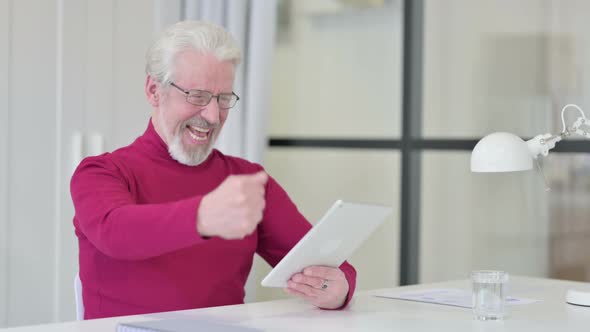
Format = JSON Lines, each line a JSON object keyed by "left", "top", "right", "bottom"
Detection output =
{"left": 74, "top": 272, "right": 84, "bottom": 320}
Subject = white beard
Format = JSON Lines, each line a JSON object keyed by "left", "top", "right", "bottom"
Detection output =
{"left": 167, "top": 129, "right": 216, "bottom": 166}
{"left": 160, "top": 113, "right": 219, "bottom": 166}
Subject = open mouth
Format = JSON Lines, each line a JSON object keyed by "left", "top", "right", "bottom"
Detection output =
{"left": 186, "top": 124, "right": 211, "bottom": 142}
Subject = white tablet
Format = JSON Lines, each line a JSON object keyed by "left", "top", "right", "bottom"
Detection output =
{"left": 261, "top": 200, "right": 392, "bottom": 287}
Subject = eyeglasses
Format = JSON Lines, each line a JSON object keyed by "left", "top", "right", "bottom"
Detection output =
{"left": 170, "top": 82, "right": 240, "bottom": 109}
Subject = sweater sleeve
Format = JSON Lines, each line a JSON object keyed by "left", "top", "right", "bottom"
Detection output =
{"left": 256, "top": 174, "right": 357, "bottom": 309}
{"left": 71, "top": 155, "right": 206, "bottom": 261}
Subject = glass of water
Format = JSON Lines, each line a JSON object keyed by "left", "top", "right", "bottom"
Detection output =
{"left": 471, "top": 270, "right": 509, "bottom": 321}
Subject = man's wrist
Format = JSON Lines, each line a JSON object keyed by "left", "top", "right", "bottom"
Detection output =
{"left": 196, "top": 196, "right": 210, "bottom": 237}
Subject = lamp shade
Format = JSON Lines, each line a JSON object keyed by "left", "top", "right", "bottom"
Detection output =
{"left": 471, "top": 132, "right": 533, "bottom": 172}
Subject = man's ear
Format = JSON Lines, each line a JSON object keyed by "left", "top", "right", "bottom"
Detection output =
{"left": 145, "top": 75, "right": 160, "bottom": 107}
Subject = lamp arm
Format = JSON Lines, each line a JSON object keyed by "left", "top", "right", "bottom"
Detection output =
{"left": 570, "top": 117, "right": 590, "bottom": 139}
{"left": 525, "top": 104, "right": 590, "bottom": 158}
{"left": 561, "top": 104, "right": 587, "bottom": 132}
{"left": 526, "top": 133, "right": 562, "bottom": 159}
{"left": 560, "top": 104, "right": 590, "bottom": 138}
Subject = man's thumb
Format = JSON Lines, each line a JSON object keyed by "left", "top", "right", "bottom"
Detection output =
{"left": 251, "top": 171, "right": 268, "bottom": 185}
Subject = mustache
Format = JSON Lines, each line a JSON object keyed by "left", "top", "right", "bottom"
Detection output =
{"left": 183, "top": 117, "right": 217, "bottom": 130}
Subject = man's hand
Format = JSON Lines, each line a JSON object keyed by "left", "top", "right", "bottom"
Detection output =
{"left": 197, "top": 171, "right": 268, "bottom": 239}
{"left": 285, "top": 266, "right": 349, "bottom": 309}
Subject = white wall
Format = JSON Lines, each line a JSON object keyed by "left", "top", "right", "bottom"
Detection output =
{"left": 0, "top": 0, "right": 10, "bottom": 327}
{"left": 7, "top": 0, "right": 59, "bottom": 326}
{"left": 1, "top": 0, "right": 154, "bottom": 327}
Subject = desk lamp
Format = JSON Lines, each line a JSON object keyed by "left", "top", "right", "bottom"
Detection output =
{"left": 470, "top": 104, "right": 590, "bottom": 307}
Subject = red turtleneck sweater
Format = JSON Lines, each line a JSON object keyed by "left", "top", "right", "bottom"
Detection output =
{"left": 70, "top": 120, "right": 356, "bottom": 319}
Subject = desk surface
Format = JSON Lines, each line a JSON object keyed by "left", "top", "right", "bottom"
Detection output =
{"left": 5, "top": 277, "right": 590, "bottom": 331}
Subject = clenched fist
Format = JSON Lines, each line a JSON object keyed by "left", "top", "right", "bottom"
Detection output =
{"left": 196, "top": 171, "right": 268, "bottom": 239}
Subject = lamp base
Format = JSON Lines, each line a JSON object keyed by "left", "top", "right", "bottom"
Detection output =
{"left": 566, "top": 289, "right": 590, "bottom": 306}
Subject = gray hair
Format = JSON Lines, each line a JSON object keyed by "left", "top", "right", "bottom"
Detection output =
{"left": 145, "top": 20, "right": 242, "bottom": 86}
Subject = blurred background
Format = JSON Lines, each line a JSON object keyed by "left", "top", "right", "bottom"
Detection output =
{"left": 2, "top": 0, "right": 590, "bottom": 328}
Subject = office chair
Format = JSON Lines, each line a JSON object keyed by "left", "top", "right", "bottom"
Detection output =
{"left": 74, "top": 272, "right": 84, "bottom": 320}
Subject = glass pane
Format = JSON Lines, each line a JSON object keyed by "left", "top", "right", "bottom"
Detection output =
{"left": 255, "top": 148, "right": 400, "bottom": 301}
{"left": 269, "top": 0, "right": 403, "bottom": 139}
{"left": 544, "top": 153, "right": 590, "bottom": 281}
{"left": 421, "top": 152, "right": 548, "bottom": 282}
{"left": 422, "top": 0, "right": 590, "bottom": 138}
{"left": 420, "top": 151, "right": 590, "bottom": 284}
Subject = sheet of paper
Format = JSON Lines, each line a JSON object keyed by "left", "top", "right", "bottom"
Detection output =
{"left": 373, "top": 288, "right": 540, "bottom": 308}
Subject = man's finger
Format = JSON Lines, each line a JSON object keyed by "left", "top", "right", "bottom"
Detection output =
{"left": 284, "top": 287, "right": 313, "bottom": 301}
{"left": 303, "top": 266, "right": 343, "bottom": 280}
{"left": 288, "top": 281, "right": 321, "bottom": 298}
{"left": 283, "top": 287, "right": 308, "bottom": 299}
{"left": 291, "top": 274, "right": 324, "bottom": 289}
{"left": 248, "top": 171, "right": 268, "bottom": 185}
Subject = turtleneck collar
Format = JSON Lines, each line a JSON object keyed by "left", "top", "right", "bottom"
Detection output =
{"left": 136, "top": 118, "right": 171, "bottom": 159}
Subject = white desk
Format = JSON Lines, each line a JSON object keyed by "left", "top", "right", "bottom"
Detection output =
{"left": 5, "top": 277, "right": 590, "bottom": 331}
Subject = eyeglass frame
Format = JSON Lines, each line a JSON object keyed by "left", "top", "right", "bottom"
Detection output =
{"left": 169, "top": 82, "right": 240, "bottom": 109}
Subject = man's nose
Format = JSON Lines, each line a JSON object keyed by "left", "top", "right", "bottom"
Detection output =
{"left": 200, "top": 98, "right": 220, "bottom": 124}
